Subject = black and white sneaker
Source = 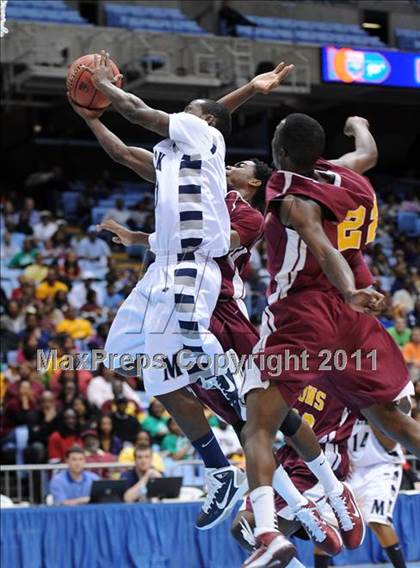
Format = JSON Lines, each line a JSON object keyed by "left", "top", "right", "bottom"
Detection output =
{"left": 196, "top": 465, "right": 248, "bottom": 530}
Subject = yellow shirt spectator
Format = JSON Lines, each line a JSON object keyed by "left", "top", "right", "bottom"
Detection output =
{"left": 36, "top": 270, "right": 68, "bottom": 300}
{"left": 56, "top": 307, "right": 93, "bottom": 339}
{"left": 118, "top": 446, "right": 164, "bottom": 473}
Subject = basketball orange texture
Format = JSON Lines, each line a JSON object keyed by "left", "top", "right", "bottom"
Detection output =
{"left": 66, "top": 54, "right": 123, "bottom": 110}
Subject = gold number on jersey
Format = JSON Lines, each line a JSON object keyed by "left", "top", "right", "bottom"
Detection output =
{"left": 337, "top": 199, "right": 378, "bottom": 251}
{"left": 337, "top": 206, "right": 365, "bottom": 250}
{"left": 366, "top": 196, "right": 378, "bottom": 244}
{"left": 302, "top": 412, "right": 315, "bottom": 429}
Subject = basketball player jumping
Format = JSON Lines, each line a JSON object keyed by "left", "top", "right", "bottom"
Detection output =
{"left": 240, "top": 113, "right": 420, "bottom": 567}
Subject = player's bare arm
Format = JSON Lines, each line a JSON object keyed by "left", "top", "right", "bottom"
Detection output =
{"left": 218, "top": 62, "right": 294, "bottom": 113}
{"left": 279, "top": 195, "right": 384, "bottom": 312}
{"left": 82, "top": 51, "right": 170, "bottom": 137}
{"left": 68, "top": 94, "right": 156, "bottom": 182}
{"left": 330, "top": 116, "right": 378, "bottom": 174}
{"left": 370, "top": 424, "right": 399, "bottom": 452}
{"left": 99, "top": 218, "right": 241, "bottom": 251}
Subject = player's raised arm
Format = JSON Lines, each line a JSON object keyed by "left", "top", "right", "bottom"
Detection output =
{"left": 217, "top": 62, "right": 294, "bottom": 113}
{"left": 278, "top": 194, "right": 384, "bottom": 313}
{"left": 330, "top": 116, "right": 378, "bottom": 174}
{"left": 68, "top": 95, "right": 156, "bottom": 183}
{"left": 83, "top": 51, "right": 169, "bottom": 137}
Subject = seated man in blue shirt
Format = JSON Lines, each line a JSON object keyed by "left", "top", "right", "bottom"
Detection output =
{"left": 122, "top": 444, "right": 162, "bottom": 503}
{"left": 50, "top": 446, "right": 100, "bottom": 505}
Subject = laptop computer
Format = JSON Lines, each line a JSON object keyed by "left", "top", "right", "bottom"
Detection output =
{"left": 146, "top": 477, "right": 183, "bottom": 500}
{"left": 90, "top": 480, "right": 127, "bottom": 503}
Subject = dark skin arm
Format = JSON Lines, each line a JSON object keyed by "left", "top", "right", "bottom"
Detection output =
{"left": 330, "top": 116, "right": 378, "bottom": 175}
{"left": 278, "top": 195, "right": 384, "bottom": 312}
{"left": 83, "top": 52, "right": 170, "bottom": 136}
{"left": 217, "top": 62, "right": 294, "bottom": 112}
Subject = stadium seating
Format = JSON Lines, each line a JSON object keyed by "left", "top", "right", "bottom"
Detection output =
{"left": 235, "top": 15, "right": 385, "bottom": 48}
{"left": 7, "top": 0, "right": 90, "bottom": 25}
{"left": 395, "top": 28, "right": 420, "bottom": 50}
{"left": 104, "top": 3, "right": 208, "bottom": 35}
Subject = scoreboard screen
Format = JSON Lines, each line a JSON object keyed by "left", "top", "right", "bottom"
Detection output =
{"left": 321, "top": 46, "right": 420, "bottom": 88}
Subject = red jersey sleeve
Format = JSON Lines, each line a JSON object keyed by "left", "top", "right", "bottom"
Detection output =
{"left": 226, "top": 192, "right": 264, "bottom": 248}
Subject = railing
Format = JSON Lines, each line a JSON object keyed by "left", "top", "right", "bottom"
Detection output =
{"left": 1, "top": 456, "right": 419, "bottom": 506}
{"left": 0, "top": 460, "right": 207, "bottom": 505}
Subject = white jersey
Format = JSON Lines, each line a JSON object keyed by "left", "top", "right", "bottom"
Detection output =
{"left": 348, "top": 418, "right": 404, "bottom": 468}
{"left": 149, "top": 112, "right": 230, "bottom": 259}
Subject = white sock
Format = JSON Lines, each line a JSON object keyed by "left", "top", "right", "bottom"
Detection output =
{"left": 273, "top": 465, "right": 308, "bottom": 510}
{"left": 305, "top": 451, "right": 343, "bottom": 496}
{"left": 286, "top": 558, "right": 305, "bottom": 567}
{"left": 250, "top": 485, "right": 277, "bottom": 536}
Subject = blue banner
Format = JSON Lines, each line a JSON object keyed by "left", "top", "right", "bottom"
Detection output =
{"left": 322, "top": 46, "right": 420, "bottom": 88}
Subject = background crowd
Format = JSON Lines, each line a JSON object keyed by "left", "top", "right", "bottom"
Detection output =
{"left": 0, "top": 166, "right": 419, "bottom": 504}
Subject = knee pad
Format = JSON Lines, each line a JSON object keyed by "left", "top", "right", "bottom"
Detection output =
{"left": 280, "top": 410, "right": 302, "bottom": 437}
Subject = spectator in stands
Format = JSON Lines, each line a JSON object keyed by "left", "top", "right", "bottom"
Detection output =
{"left": 1, "top": 380, "right": 43, "bottom": 464}
{"left": 33, "top": 211, "right": 58, "bottom": 242}
{"left": 36, "top": 268, "right": 68, "bottom": 301}
{"left": 49, "top": 446, "right": 100, "bottom": 505}
{"left": 86, "top": 365, "right": 141, "bottom": 410}
{"left": 161, "top": 418, "right": 194, "bottom": 461}
{"left": 103, "top": 283, "right": 124, "bottom": 311}
{"left": 403, "top": 327, "right": 420, "bottom": 382}
{"left": 0, "top": 231, "right": 18, "bottom": 262}
{"left": 56, "top": 306, "right": 94, "bottom": 340}
{"left": 29, "top": 390, "right": 60, "bottom": 454}
{"left": 392, "top": 285, "right": 416, "bottom": 315}
{"left": 102, "top": 198, "right": 131, "bottom": 226}
{"left": 97, "top": 414, "right": 123, "bottom": 456}
{"left": 81, "top": 429, "right": 115, "bottom": 477}
{"left": 388, "top": 316, "right": 412, "bottom": 348}
{"left": 57, "top": 251, "right": 81, "bottom": 283}
{"left": 9, "top": 238, "right": 37, "bottom": 268}
{"left": 80, "top": 289, "right": 103, "bottom": 319}
{"left": 87, "top": 322, "right": 110, "bottom": 350}
{"left": 111, "top": 395, "right": 140, "bottom": 445}
{"left": 68, "top": 273, "right": 105, "bottom": 309}
{"left": 213, "top": 420, "right": 242, "bottom": 458}
{"left": 1, "top": 300, "right": 25, "bottom": 334}
{"left": 4, "top": 362, "right": 44, "bottom": 402}
{"left": 118, "top": 430, "right": 164, "bottom": 473}
{"left": 141, "top": 399, "right": 169, "bottom": 444}
{"left": 51, "top": 369, "right": 92, "bottom": 398}
{"left": 22, "top": 197, "right": 40, "bottom": 226}
{"left": 76, "top": 226, "right": 110, "bottom": 274}
{"left": 23, "top": 252, "right": 49, "bottom": 284}
{"left": 48, "top": 408, "right": 82, "bottom": 462}
{"left": 122, "top": 445, "right": 162, "bottom": 503}
{"left": 72, "top": 396, "right": 98, "bottom": 431}
{"left": 14, "top": 211, "right": 34, "bottom": 236}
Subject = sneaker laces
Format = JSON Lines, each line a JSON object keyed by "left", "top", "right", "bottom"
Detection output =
{"left": 329, "top": 492, "right": 354, "bottom": 531}
{"left": 202, "top": 472, "right": 223, "bottom": 514}
{"left": 239, "top": 516, "right": 257, "bottom": 549}
{"left": 295, "top": 505, "right": 327, "bottom": 542}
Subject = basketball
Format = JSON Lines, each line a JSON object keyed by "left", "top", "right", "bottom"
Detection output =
{"left": 66, "top": 53, "right": 122, "bottom": 110}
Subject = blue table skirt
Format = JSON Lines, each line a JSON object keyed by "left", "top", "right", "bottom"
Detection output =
{"left": 1, "top": 493, "right": 419, "bottom": 568}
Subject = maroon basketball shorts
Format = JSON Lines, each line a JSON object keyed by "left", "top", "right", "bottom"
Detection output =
{"left": 191, "top": 296, "right": 259, "bottom": 425}
{"left": 243, "top": 291, "right": 411, "bottom": 411}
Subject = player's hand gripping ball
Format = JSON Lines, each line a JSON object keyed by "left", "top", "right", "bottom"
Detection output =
{"left": 66, "top": 52, "right": 123, "bottom": 110}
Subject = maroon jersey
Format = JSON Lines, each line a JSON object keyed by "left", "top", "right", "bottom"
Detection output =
{"left": 265, "top": 158, "right": 378, "bottom": 299}
{"left": 217, "top": 191, "right": 264, "bottom": 300}
{"left": 293, "top": 376, "right": 355, "bottom": 445}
